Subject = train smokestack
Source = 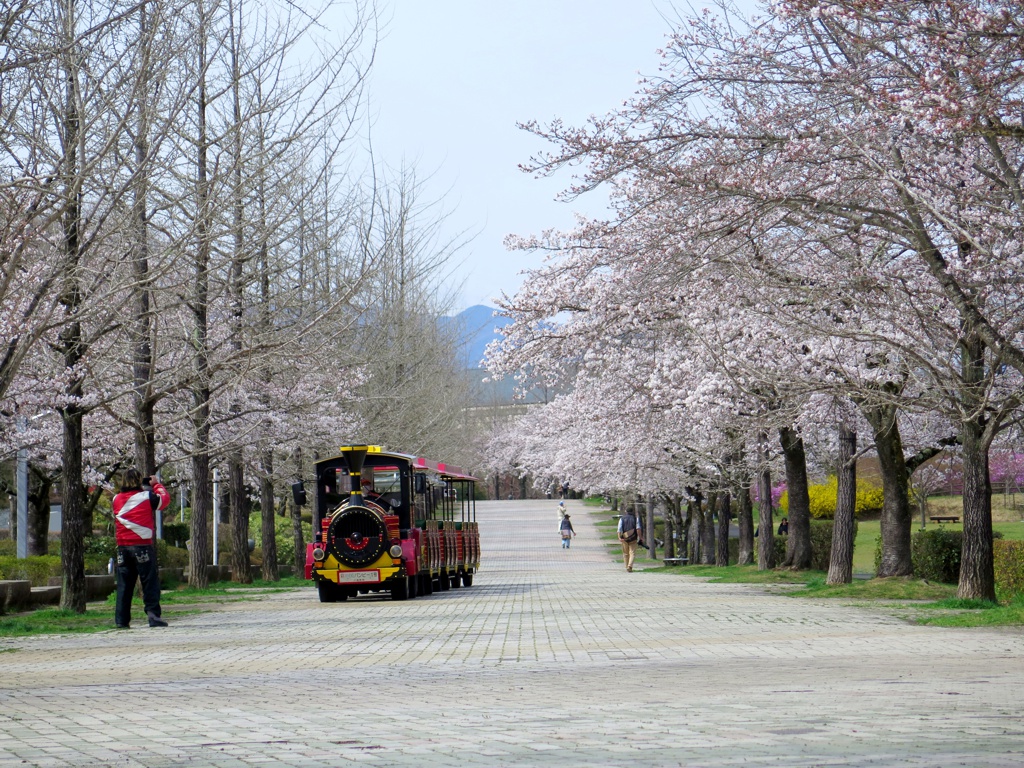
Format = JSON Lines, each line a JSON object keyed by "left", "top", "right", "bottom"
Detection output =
{"left": 344, "top": 445, "right": 369, "bottom": 505}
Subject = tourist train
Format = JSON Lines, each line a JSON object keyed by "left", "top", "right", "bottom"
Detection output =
{"left": 292, "top": 445, "right": 479, "bottom": 602}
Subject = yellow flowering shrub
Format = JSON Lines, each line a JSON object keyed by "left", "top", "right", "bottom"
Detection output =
{"left": 778, "top": 476, "right": 884, "bottom": 519}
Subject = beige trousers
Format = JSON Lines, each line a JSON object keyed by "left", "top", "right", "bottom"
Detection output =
{"left": 620, "top": 539, "right": 638, "bottom": 571}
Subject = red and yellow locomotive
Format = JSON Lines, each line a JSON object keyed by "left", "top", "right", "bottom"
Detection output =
{"left": 293, "top": 445, "right": 480, "bottom": 602}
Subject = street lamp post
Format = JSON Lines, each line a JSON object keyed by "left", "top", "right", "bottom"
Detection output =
{"left": 212, "top": 467, "right": 219, "bottom": 570}
{"left": 15, "top": 442, "right": 27, "bottom": 559}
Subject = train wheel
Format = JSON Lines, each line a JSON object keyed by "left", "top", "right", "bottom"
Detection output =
{"left": 450, "top": 572, "right": 462, "bottom": 588}
{"left": 420, "top": 573, "right": 433, "bottom": 596}
{"left": 408, "top": 574, "right": 419, "bottom": 599}
{"left": 462, "top": 573, "right": 473, "bottom": 587}
{"left": 437, "top": 571, "right": 450, "bottom": 591}
{"left": 390, "top": 576, "right": 409, "bottom": 601}
{"left": 317, "top": 581, "right": 344, "bottom": 603}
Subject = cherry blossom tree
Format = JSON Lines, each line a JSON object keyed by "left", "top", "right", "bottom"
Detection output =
{"left": 488, "top": 1, "right": 1024, "bottom": 601}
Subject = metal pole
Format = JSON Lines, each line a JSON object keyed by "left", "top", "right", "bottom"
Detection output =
{"left": 154, "top": 476, "right": 163, "bottom": 541}
{"left": 212, "top": 468, "right": 219, "bottom": 569}
{"left": 16, "top": 447, "right": 28, "bottom": 559}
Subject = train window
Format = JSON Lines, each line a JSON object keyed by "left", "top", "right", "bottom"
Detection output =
{"left": 371, "top": 467, "right": 401, "bottom": 494}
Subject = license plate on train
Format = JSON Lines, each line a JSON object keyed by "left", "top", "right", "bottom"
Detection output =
{"left": 338, "top": 571, "right": 379, "bottom": 584}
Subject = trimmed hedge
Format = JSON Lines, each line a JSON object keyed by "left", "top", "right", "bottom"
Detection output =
{"left": 910, "top": 528, "right": 962, "bottom": 584}
{"left": 772, "top": 519, "right": 858, "bottom": 570}
{"left": 157, "top": 541, "right": 190, "bottom": 569}
{"left": 0, "top": 555, "right": 63, "bottom": 586}
{"left": 249, "top": 513, "right": 313, "bottom": 566}
{"left": 0, "top": 541, "right": 188, "bottom": 586}
{"left": 908, "top": 528, "right": 1012, "bottom": 587}
{"left": 162, "top": 522, "right": 189, "bottom": 547}
{"left": 994, "top": 539, "right": 1024, "bottom": 598}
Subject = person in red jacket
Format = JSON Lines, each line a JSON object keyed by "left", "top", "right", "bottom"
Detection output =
{"left": 112, "top": 468, "right": 171, "bottom": 628}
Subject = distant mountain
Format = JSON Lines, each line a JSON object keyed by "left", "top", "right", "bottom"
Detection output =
{"left": 443, "top": 304, "right": 511, "bottom": 369}
{"left": 442, "top": 305, "right": 554, "bottom": 406}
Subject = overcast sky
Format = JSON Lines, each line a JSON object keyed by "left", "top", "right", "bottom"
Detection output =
{"left": 363, "top": 0, "right": 763, "bottom": 311}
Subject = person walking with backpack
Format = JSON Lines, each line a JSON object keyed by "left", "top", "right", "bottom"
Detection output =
{"left": 618, "top": 507, "right": 641, "bottom": 572}
{"left": 559, "top": 513, "right": 576, "bottom": 548}
{"left": 112, "top": 468, "right": 171, "bottom": 628}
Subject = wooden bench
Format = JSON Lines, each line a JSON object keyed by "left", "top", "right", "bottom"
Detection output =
{"left": 929, "top": 515, "right": 960, "bottom": 524}
{"left": 663, "top": 557, "right": 688, "bottom": 566}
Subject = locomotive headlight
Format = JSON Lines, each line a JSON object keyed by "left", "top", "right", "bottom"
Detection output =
{"left": 389, "top": 544, "right": 403, "bottom": 558}
{"left": 312, "top": 547, "right": 325, "bottom": 561}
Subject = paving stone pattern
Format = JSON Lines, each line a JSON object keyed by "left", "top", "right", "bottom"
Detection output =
{"left": 1, "top": 499, "right": 1022, "bottom": 767}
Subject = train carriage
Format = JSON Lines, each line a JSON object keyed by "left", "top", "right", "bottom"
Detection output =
{"left": 292, "top": 445, "right": 479, "bottom": 602}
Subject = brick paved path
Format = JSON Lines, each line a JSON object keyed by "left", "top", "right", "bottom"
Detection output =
{"left": 1, "top": 499, "right": 1022, "bottom": 767}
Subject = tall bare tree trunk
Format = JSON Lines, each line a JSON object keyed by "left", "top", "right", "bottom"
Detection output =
{"left": 229, "top": 459, "right": 252, "bottom": 583}
{"left": 131, "top": 3, "right": 156, "bottom": 477}
{"left": 188, "top": 0, "right": 212, "bottom": 590}
{"left": 260, "top": 451, "right": 278, "bottom": 581}
{"left": 58, "top": 0, "right": 87, "bottom": 612}
{"left": 291, "top": 447, "right": 305, "bottom": 573}
{"left": 225, "top": 0, "right": 252, "bottom": 585}
{"left": 827, "top": 425, "right": 857, "bottom": 585}
{"left": 254, "top": 77, "right": 277, "bottom": 582}
{"left": 779, "top": 426, "right": 812, "bottom": 569}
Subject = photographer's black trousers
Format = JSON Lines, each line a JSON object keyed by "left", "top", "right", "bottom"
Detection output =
{"left": 114, "top": 544, "right": 162, "bottom": 627}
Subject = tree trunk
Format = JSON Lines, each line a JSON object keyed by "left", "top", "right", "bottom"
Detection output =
{"left": 189, "top": 452, "right": 211, "bottom": 588}
{"left": 716, "top": 490, "right": 730, "bottom": 566}
{"left": 827, "top": 425, "right": 856, "bottom": 585}
{"left": 690, "top": 492, "right": 704, "bottom": 564}
{"left": 260, "top": 451, "right": 278, "bottom": 581}
{"left": 58, "top": 2, "right": 86, "bottom": 612}
{"left": 757, "top": 433, "right": 775, "bottom": 570}
{"left": 188, "top": 2, "right": 212, "bottom": 591}
{"left": 864, "top": 404, "right": 913, "bottom": 577}
{"left": 700, "top": 492, "right": 716, "bottom": 564}
{"left": 27, "top": 468, "right": 53, "bottom": 556}
{"left": 682, "top": 498, "right": 693, "bottom": 563}
{"left": 292, "top": 447, "right": 305, "bottom": 573}
{"left": 229, "top": 454, "right": 252, "bottom": 583}
{"left": 225, "top": 0, "right": 251, "bottom": 586}
{"left": 663, "top": 495, "right": 675, "bottom": 560}
{"left": 645, "top": 497, "right": 656, "bottom": 559}
{"left": 779, "top": 426, "right": 812, "bottom": 569}
{"left": 59, "top": 403, "right": 86, "bottom": 612}
{"left": 736, "top": 477, "right": 754, "bottom": 566}
{"left": 131, "top": 3, "right": 156, "bottom": 477}
{"left": 957, "top": 331, "right": 996, "bottom": 601}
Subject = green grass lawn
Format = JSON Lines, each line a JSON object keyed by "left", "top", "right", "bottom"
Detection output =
{"left": 590, "top": 507, "right": 1022, "bottom": 627}
{"left": 0, "top": 576, "right": 312, "bottom": 638}
{"left": 849, "top": 519, "right": 1024, "bottom": 577}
